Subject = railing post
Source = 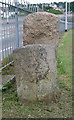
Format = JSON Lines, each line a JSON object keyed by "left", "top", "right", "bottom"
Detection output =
{"left": 65, "top": 1, "right": 67, "bottom": 31}
{"left": 42, "top": 4, "right": 43, "bottom": 11}
{"left": 37, "top": 6, "right": 39, "bottom": 12}
{"left": 0, "top": 5, "right": 2, "bottom": 67}
{"left": 69, "top": 2, "right": 70, "bottom": 14}
{"left": 15, "top": 1, "right": 19, "bottom": 48}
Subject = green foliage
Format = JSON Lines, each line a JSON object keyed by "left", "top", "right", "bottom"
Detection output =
{"left": 44, "top": 8, "right": 63, "bottom": 14}
{"left": 58, "top": 81, "right": 72, "bottom": 91}
{"left": 2, "top": 81, "right": 19, "bottom": 101}
{"left": 48, "top": 9, "right": 63, "bottom": 14}
{"left": 37, "top": 3, "right": 42, "bottom": 9}
{"left": 57, "top": 56, "right": 66, "bottom": 75}
{"left": 2, "top": 82, "right": 12, "bottom": 91}
{"left": 58, "top": 30, "right": 72, "bottom": 77}
{"left": 43, "top": 6, "right": 53, "bottom": 10}
{"left": 57, "top": 30, "right": 72, "bottom": 91}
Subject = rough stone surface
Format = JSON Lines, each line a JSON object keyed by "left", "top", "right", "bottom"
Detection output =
{"left": 13, "top": 44, "right": 59, "bottom": 102}
{"left": 23, "top": 12, "right": 59, "bottom": 55}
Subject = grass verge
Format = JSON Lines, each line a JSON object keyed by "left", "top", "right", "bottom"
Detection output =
{"left": 2, "top": 30, "right": 72, "bottom": 118}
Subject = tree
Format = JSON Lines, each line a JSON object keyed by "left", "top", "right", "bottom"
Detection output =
{"left": 70, "top": 2, "right": 74, "bottom": 12}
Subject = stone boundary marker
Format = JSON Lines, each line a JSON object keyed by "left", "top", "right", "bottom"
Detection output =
{"left": 23, "top": 12, "right": 59, "bottom": 57}
{"left": 13, "top": 44, "right": 59, "bottom": 103}
{"left": 13, "top": 12, "right": 59, "bottom": 103}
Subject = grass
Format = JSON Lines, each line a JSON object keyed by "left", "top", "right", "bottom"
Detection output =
{"left": 2, "top": 30, "right": 72, "bottom": 118}
{"left": 57, "top": 30, "right": 72, "bottom": 90}
{"left": 1, "top": 54, "right": 13, "bottom": 65}
{"left": 1, "top": 54, "right": 14, "bottom": 75}
{"left": 2, "top": 63, "right": 14, "bottom": 75}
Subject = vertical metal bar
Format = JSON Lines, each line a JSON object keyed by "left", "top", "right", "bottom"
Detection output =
{"left": 21, "top": 0, "right": 22, "bottom": 6}
{"left": 6, "top": 3, "right": 9, "bottom": 63}
{"left": 4, "top": 0, "right": 7, "bottom": 65}
{"left": 7, "top": 3, "right": 9, "bottom": 63}
{"left": 36, "top": 5, "right": 37, "bottom": 12}
{"left": 69, "top": 2, "right": 70, "bottom": 14}
{"left": 15, "top": 1, "right": 19, "bottom": 48}
{"left": 32, "top": 5, "right": 33, "bottom": 12}
{"left": 9, "top": 1, "right": 13, "bottom": 61}
{"left": 1, "top": 1, "right": 4, "bottom": 66}
{"left": 33, "top": 6, "right": 34, "bottom": 12}
{"left": 7, "top": 5, "right": 9, "bottom": 24}
{"left": 10, "top": 1, "right": 15, "bottom": 59}
{"left": 34, "top": 5, "right": 35, "bottom": 12}
{"left": 0, "top": 3, "right": 2, "bottom": 67}
{"left": 28, "top": 3, "right": 30, "bottom": 10}
{"left": 13, "top": 2, "right": 16, "bottom": 50}
{"left": 35, "top": 5, "right": 37, "bottom": 12}
{"left": 42, "top": 4, "right": 43, "bottom": 11}
{"left": 0, "top": 1, "right": 2, "bottom": 114}
{"left": 65, "top": 1, "right": 67, "bottom": 31}
{"left": 37, "top": 5, "right": 39, "bottom": 12}
{"left": 30, "top": 5, "right": 31, "bottom": 11}
{"left": 31, "top": 5, "right": 32, "bottom": 12}
{"left": 26, "top": 1, "right": 28, "bottom": 9}
{"left": 24, "top": 1, "right": 25, "bottom": 8}
{"left": 35, "top": 6, "right": 36, "bottom": 12}
{"left": 36, "top": 5, "right": 38, "bottom": 12}
{"left": 8, "top": 1, "right": 11, "bottom": 60}
{"left": 8, "top": 1, "right": 11, "bottom": 62}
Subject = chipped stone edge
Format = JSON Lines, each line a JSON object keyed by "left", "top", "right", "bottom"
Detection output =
{"left": 13, "top": 44, "right": 55, "bottom": 53}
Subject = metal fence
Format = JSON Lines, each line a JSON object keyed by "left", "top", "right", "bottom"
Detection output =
{"left": 0, "top": 0, "right": 40, "bottom": 71}
{"left": 0, "top": 0, "right": 73, "bottom": 71}
{"left": 59, "top": 20, "right": 72, "bottom": 34}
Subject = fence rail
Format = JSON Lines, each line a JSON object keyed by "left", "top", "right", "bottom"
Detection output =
{"left": 0, "top": 0, "right": 40, "bottom": 71}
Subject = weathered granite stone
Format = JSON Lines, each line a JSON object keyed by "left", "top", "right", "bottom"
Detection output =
{"left": 23, "top": 12, "right": 59, "bottom": 55}
{"left": 13, "top": 44, "right": 59, "bottom": 102}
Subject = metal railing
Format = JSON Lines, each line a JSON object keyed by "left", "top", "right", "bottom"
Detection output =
{"left": 0, "top": 0, "right": 72, "bottom": 71}
{"left": 0, "top": 0, "right": 40, "bottom": 71}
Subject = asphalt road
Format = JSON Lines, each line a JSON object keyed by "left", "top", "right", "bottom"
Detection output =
{"left": 0, "top": 15, "right": 73, "bottom": 63}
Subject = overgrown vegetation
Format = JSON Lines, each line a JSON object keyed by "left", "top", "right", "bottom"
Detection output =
{"left": 2, "top": 30, "right": 72, "bottom": 118}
